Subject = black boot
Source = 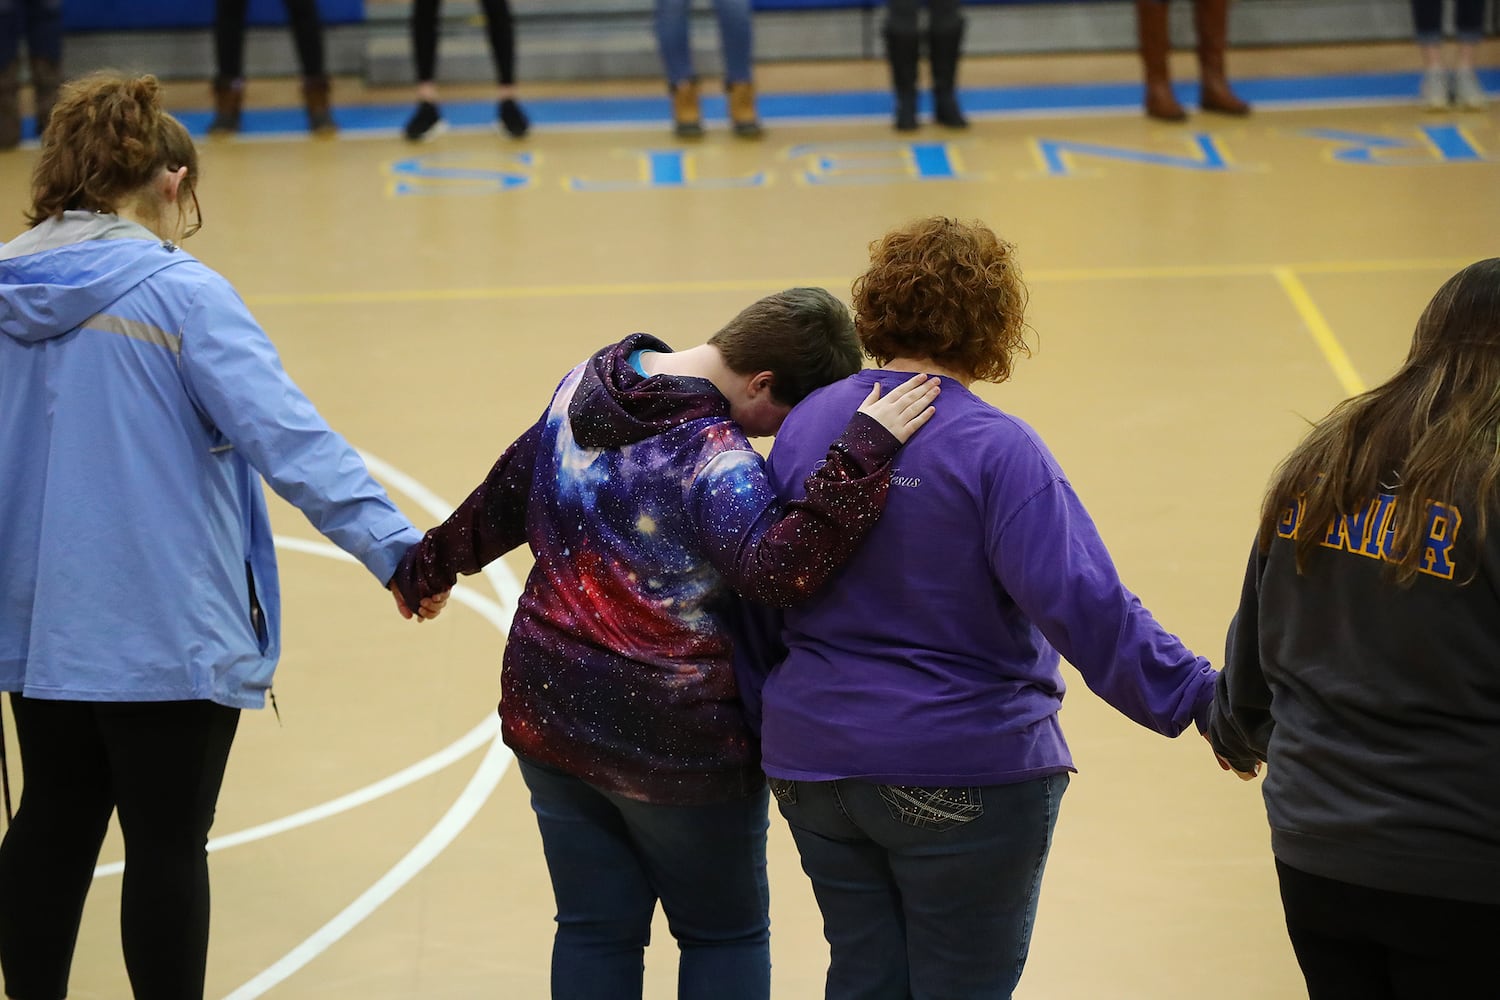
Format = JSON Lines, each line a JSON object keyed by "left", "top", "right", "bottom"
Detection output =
{"left": 884, "top": 24, "right": 921, "bottom": 131}
{"left": 929, "top": 16, "right": 968, "bottom": 128}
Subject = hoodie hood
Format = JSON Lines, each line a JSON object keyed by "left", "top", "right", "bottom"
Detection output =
{"left": 569, "top": 333, "right": 732, "bottom": 449}
{"left": 0, "top": 212, "right": 195, "bottom": 345}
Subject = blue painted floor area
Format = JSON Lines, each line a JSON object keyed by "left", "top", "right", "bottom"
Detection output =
{"left": 17, "top": 68, "right": 1499, "bottom": 140}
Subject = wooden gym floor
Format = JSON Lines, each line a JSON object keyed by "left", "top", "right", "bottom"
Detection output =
{"left": 1, "top": 40, "right": 1497, "bottom": 999}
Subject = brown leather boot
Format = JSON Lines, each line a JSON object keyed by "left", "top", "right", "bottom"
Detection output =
{"left": 727, "top": 81, "right": 762, "bottom": 139}
{"left": 1194, "top": 0, "right": 1250, "bottom": 115}
{"left": 671, "top": 79, "right": 702, "bottom": 139}
{"left": 0, "top": 62, "right": 19, "bottom": 150}
{"left": 28, "top": 57, "right": 61, "bottom": 137}
{"left": 303, "top": 75, "right": 337, "bottom": 134}
{"left": 208, "top": 77, "right": 243, "bottom": 134}
{"left": 1136, "top": 0, "right": 1185, "bottom": 121}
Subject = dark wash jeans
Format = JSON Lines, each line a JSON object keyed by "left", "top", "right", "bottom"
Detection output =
{"left": 1276, "top": 858, "right": 1500, "bottom": 1000}
{"left": 516, "top": 756, "right": 771, "bottom": 1000}
{"left": 771, "top": 773, "right": 1068, "bottom": 1000}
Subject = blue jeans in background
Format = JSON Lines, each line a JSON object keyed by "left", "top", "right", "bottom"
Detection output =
{"left": 0, "top": 0, "right": 62, "bottom": 71}
{"left": 654, "top": 0, "right": 753, "bottom": 87}
{"left": 517, "top": 756, "right": 772, "bottom": 1000}
{"left": 772, "top": 772, "right": 1068, "bottom": 1000}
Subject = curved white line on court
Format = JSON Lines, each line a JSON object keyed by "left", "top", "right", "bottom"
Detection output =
{"left": 220, "top": 734, "right": 515, "bottom": 1000}
{"left": 91, "top": 539, "right": 513, "bottom": 879}
{"left": 215, "top": 455, "right": 524, "bottom": 998}
{"left": 359, "top": 448, "right": 526, "bottom": 610}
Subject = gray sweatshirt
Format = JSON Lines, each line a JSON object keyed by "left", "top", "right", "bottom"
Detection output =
{"left": 1211, "top": 490, "right": 1500, "bottom": 905}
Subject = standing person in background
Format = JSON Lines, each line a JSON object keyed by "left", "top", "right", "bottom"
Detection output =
{"left": 0, "top": 72, "right": 441, "bottom": 1000}
{"left": 0, "top": 0, "right": 62, "bottom": 150}
{"left": 404, "top": 0, "right": 529, "bottom": 141}
{"left": 209, "top": 0, "right": 337, "bottom": 134}
{"left": 755, "top": 217, "right": 1222, "bottom": 999}
{"left": 654, "top": 0, "right": 761, "bottom": 139}
{"left": 883, "top": 0, "right": 967, "bottom": 131}
{"left": 1211, "top": 259, "right": 1500, "bottom": 999}
{"left": 1412, "top": 0, "right": 1488, "bottom": 110}
{"left": 1134, "top": 0, "right": 1250, "bottom": 122}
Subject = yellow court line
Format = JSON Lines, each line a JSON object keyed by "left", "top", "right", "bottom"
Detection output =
{"left": 1272, "top": 267, "right": 1367, "bottom": 396}
{"left": 240, "top": 257, "right": 1473, "bottom": 307}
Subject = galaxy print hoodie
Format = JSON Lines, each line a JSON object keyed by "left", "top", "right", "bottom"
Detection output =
{"left": 393, "top": 334, "right": 900, "bottom": 804}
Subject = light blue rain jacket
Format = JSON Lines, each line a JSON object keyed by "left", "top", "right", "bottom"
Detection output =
{"left": 0, "top": 213, "right": 420, "bottom": 708}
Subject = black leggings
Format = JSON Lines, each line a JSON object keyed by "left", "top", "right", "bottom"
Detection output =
{"left": 412, "top": 0, "right": 517, "bottom": 86}
{"left": 0, "top": 695, "right": 240, "bottom": 1000}
{"left": 886, "top": 0, "right": 963, "bottom": 34}
{"left": 1411, "top": 0, "right": 1487, "bottom": 38}
{"left": 1277, "top": 859, "right": 1500, "bottom": 1000}
{"left": 215, "top": 0, "right": 326, "bottom": 80}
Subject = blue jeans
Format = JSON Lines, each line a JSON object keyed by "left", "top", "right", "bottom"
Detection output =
{"left": 654, "top": 0, "right": 754, "bottom": 87}
{"left": 0, "top": 0, "right": 63, "bottom": 71}
{"left": 517, "top": 756, "right": 771, "bottom": 1000}
{"left": 771, "top": 773, "right": 1068, "bottom": 1000}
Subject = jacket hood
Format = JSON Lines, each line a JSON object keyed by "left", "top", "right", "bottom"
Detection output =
{"left": 569, "top": 333, "right": 731, "bottom": 448}
{"left": 0, "top": 212, "right": 194, "bottom": 345}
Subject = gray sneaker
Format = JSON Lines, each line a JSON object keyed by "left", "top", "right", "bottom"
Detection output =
{"left": 1420, "top": 66, "right": 1450, "bottom": 110}
{"left": 1453, "top": 66, "right": 1488, "bottom": 111}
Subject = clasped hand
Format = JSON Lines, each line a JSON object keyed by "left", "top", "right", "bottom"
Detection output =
{"left": 389, "top": 582, "right": 450, "bottom": 622}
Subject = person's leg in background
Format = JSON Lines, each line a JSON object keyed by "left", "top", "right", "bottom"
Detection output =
{"left": 282, "top": 0, "right": 336, "bottom": 133}
{"left": 478, "top": 0, "right": 530, "bottom": 137}
{"left": 20, "top": 0, "right": 61, "bottom": 138}
{"left": 104, "top": 701, "right": 239, "bottom": 1000}
{"left": 655, "top": 0, "right": 703, "bottom": 138}
{"left": 712, "top": 0, "right": 761, "bottom": 138}
{"left": 0, "top": 696, "right": 117, "bottom": 1000}
{"left": 0, "top": 0, "right": 22, "bottom": 149}
{"left": 927, "top": 0, "right": 967, "bottom": 128}
{"left": 1193, "top": 0, "right": 1250, "bottom": 114}
{"left": 884, "top": 0, "right": 923, "bottom": 131}
{"left": 518, "top": 758, "right": 658, "bottom": 997}
{"left": 619, "top": 784, "right": 771, "bottom": 1000}
{"left": 210, "top": 0, "right": 248, "bottom": 133}
{"left": 1135, "top": 0, "right": 1185, "bottom": 121}
{"left": 773, "top": 779, "right": 911, "bottom": 999}
{"left": 1450, "top": 0, "right": 1488, "bottom": 110}
{"left": 1411, "top": 0, "right": 1451, "bottom": 108}
{"left": 405, "top": 0, "right": 446, "bottom": 140}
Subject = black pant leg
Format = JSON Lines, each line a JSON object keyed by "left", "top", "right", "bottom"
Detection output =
{"left": 412, "top": 0, "right": 442, "bottom": 84}
{"left": 101, "top": 700, "right": 240, "bottom": 1000}
{"left": 0, "top": 695, "right": 116, "bottom": 1000}
{"left": 214, "top": 0, "right": 249, "bottom": 80}
{"left": 282, "top": 0, "right": 326, "bottom": 77}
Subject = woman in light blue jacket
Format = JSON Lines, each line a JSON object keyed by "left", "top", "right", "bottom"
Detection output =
{"left": 0, "top": 72, "right": 438, "bottom": 1000}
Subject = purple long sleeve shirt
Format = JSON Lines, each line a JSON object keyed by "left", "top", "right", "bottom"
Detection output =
{"left": 760, "top": 370, "right": 1217, "bottom": 785}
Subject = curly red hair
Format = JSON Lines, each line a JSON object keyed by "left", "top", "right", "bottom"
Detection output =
{"left": 851, "top": 217, "right": 1030, "bottom": 383}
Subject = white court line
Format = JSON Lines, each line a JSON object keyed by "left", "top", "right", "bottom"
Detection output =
{"left": 220, "top": 735, "right": 515, "bottom": 1000}
{"left": 90, "top": 540, "right": 508, "bottom": 879}
{"left": 210, "top": 452, "right": 523, "bottom": 998}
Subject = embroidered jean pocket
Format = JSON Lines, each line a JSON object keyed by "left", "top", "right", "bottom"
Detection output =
{"left": 877, "top": 785, "right": 983, "bottom": 832}
{"left": 767, "top": 777, "right": 798, "bottom": 806}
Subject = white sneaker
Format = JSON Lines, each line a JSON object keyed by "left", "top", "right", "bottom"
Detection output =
{"left": 1420, "top": 67, "right": 1450, "bottom": 110}
{"left": 1453, "top": 66, "right": 1488, "bottom": 111}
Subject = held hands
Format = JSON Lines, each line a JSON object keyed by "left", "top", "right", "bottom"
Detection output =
{"left": 858, "top": 374, "right": 941, "bottom": 443}
{"left": 390, "top": 581, "right": 450, "bottom": 623}
{"left": 1203, "top": 730, "right": 1261, "bottom": 781}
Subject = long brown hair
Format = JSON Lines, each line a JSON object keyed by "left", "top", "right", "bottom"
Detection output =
{"left": 27, "top": 72, "right": 198, "bottom": 226}
{"left": 1260, "top": 258, "right": 1500, "bottom": 582}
